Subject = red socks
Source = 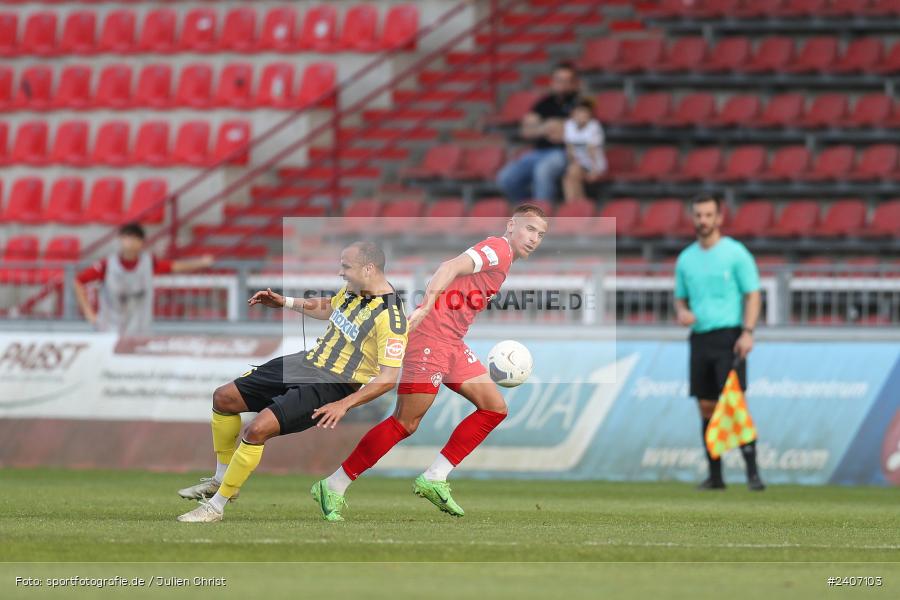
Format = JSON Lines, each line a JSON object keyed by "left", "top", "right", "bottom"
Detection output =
{"left": 441, "top": 409, "right": 507, "bottom": 466}
{"left": 341, "top": 416, "right": 410, "bottom": 480}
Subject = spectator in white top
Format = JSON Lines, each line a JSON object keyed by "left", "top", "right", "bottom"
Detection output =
{"left": 562, "top": 99, "right": 607, "bottom": 203}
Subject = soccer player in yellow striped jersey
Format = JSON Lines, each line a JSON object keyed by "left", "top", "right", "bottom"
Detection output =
{"left": 177, "top": 241, "right": 407, "bottom": 523}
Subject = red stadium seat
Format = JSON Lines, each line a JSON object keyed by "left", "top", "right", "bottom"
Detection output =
{"left": 2, "top": 235, "right": 40, "bottom": 265}
{"left": 645, "top": 0, "right": 697, "bottom": 18}
{"left": 84, "top": 177, "right": 125, "bottom": 225}
{"left": 299, "top": 5, "right": 338, "bottom": 52}
{"left": 778, "top": 0, "right": 828, "bottom": 17}
{"left": 735, "top": 0, "right": 787, "bottom": 18}
{"left": 743, "top": 37, "right": 794, "bottom": 73}
{"left": 716, "top": 146, "right": 766, "bottom": 182}
{"left": 51, "top": 120, "right": 90, "bottom": 166}
{"left": 710, "top": 94, "right": 761, "bottom": 127}
{"left": 135, "top": 64, "right": 172, "bottom": 108}
{"left": 333, "top": 198, "right": 382, "bottom": 235}
{"left": 256, "top": 63, "right": 295, "bottom": 107}
{"left": 593, "top": 90, "right": 628, "bottom": 124}
{"left": 843, "top": 94, "right": 893, "bottom": 127}
{"left": 599, "top": 198, "right": 641, "bottom": 237}
{"left": 56, "top": 65, "right": 92, "bottom": 109}
{"left": 755, "top": 93, "right": 805, "bottom": 128}
{"left": 598, "top": 146, "right": 636, "bottom": 181}
{"left": 99, "top": 10, "right": 136, "bottom": 53}
{"left": 801, "top": 93, "right": 850, "bottom": 128}
{"left": 418, "top": 198, "right": 466, "bottom": 233}
{"left": 874, "top": 40, "right": 900, "bottom": 73}
{"left": 383, "top": 4, "right": 418, "bottom": 50}
{"left": 175, "top": 63, "right": 213, "bottom": 108}
{"left": 214, "top": 120, "right": 251, "bottom": 166}
{"left": 133, "top": 121, "right": 170, "bottom": 166}
{"left": 696, "top": 0, "right": 742, "bottom": 17}
{"left": 181, "top": 8, "right": 218, "bottom": 52}
{"left": 490, "top": 90, "right": 542, "bottom": 126}
{"left": 12, "top": 121, "right": 49, "bottom": 165}
{"left": 173, "top": 121, "right": 210, "bottom": 166}
{"left": 701, "top": 37, "right": 751, "bottom": 73}
{"left": 215, "top": 63, "right": 254, "bottom": 108}
{"left": 126, "top": 178, "right": 166, "bottom": 224}
{"left": 93, "top": 121, "right": 130, "bottom": 166}
{"left": 0, "top": 67, "right": 11, "bottom": 110}
{"left": 340, "top": 5, "right": 379, "bottom": 52}
{"left": 46, "top": 177, "right": 84, "bottom": 224}
{"left": 622, "top": 92, "right": 672, "bottom": 126}
{"left": 467, "top": 198, "right": 510, "bottom": 234}
{"left": 613, "top": 38, "right": 665, "bottom": 73}
{"left": 770, "top": 201, "right": 820, "bottom": 237}
{"left": 16, "top": 65, "right": 53, "bottom": 110}
{"left": 402, "top": 144, "right": 462, "bottom": 178}
{"left": 670, "top": 147, "right": 723, "bottom": 182}
{"left": 453, "top": 146, "right": 505, "bottom": 180}
{"left": 259, "top": 7, "right": 297, "bottom": 51}
{"left": 619, "top": 146, "right": 678, "bottom": 182}
{"left": 816, "top": 199, "right": 867, "bottom": 237}
{"left": 381, "top": 198, "right": 425, "bottom": 233}
{"left": 784, "top": 36, "right": 838, "bottom": 73}
{"left": 553, "top": 200, "right": 596, "bottom": 235}
{"left": 22, "top": 12, "right": 57, "bottom": 56}
{"left": 633, "top": 199, "right": 684, "bottom": 238}
{"left": 60, "top": 11, "right": 96, "bottom": 54}
{"left": 0, "top": 13, "right": 18, "bottom": 57}
{"left": 297, "top": 62, "right": 336, "bottom": 108}
{"left": 759, "top": 145, "right": 811, "bottom": 181}
{"left": 221, "top": 7, "right": 257, "bottom": 52}
{"left": 866, "top": 0, "right": 900, "bottom": 16}
{"left": 43, "top": 235, "right": 82, "bottom": 283}
{"left": 832, "top": 38, "right": 883, "bottom": 74}
{"left": 862, "top": 199, "right": 900, "bottom": 237}
{"left": 96, "top": 64, "right": 132, "bottom": 108}
{"left": 139, "top": 9, "right": 177, "bottom": 53}
{"left": 4, "top": 178, "right": 44, "bottom": 223}
{"left": 726, "top": 201, "right": 775, "bottom": 238}
{"left": 577, "top": 38, "right": 620, "bottom": 71}
{"left": 806, "top": 145, "right": 855, "bottom": 181}
{"left": 847, "top": 144, "right": 899, "bottom": 181}
{"left": 660, "top": 93, "right": 716, "bottom": 127}
{"left": 656, "top": 36, "right": 708, "bottom": 73}
{"left": 0, "top": 122, "right": 9, "bottom": 165}
{"left": 825, "top": 0, "right": 875, "bottom": 15}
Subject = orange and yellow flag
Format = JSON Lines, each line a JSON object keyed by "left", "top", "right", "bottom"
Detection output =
{"left": 705, "top": 369, "right": 757, "bottom": 459}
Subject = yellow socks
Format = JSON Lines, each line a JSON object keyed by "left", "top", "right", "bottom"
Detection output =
{"left": 219, "top": 440, "right": 265, "bottom": 499}
{"left": 211, "top": 410, "right": 242, "bottom": 466}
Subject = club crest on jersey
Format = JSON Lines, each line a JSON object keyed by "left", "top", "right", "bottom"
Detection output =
{"left": 481, "top": 245, "right": 500, "bottom": 267}
{"left": 430, "top": 372, "right": 443, "bottom": 388}
{"left": 358, "top": 307, "right": 372, "bottom": 321}
{"left": 330, "top": 309, "right": 360, "bottom": 340}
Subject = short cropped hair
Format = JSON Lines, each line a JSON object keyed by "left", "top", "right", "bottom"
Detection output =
{"left": 690, "top": 193, "right": 722, "bottom": 213}
{"left": 350, "top": 240, "right": 386, "bottom": 271}
{"left": 555, "top": 61, "right": 578, "bottom": 77}
{"left": 118, "top": 222, "right": 145, "bottom": 239}
{"left": 574, "top": 98, "right": 595, "bottom": 112}
{"left": 513, "top": 203, "right": 548, "bottom": 221}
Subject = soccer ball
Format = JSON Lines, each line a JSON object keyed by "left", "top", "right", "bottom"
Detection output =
{"left": 487, "top": 340, "right": 533, "bottom": 388}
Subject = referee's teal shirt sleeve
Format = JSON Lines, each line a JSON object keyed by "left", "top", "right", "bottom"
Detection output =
{"left": 674, "top": 257, "right": 688, "bottom": 299}
{"left": 734, "top": 243, "right": 761, "bottom": 294}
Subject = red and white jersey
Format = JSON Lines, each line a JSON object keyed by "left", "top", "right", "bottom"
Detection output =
{"left": 415, "top": 236, "right": 514, "bottom": 341}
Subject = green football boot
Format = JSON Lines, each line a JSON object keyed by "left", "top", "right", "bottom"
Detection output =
{"left": 310, "top": 479, "right": 348, "bottom": 522}
{"left": 413, "top": 475, "right": 465, "bottom": 517}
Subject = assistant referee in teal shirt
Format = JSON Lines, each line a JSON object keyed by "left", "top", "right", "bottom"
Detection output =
{"left": 674, "top": 194, "right": 765, "bottom": 491}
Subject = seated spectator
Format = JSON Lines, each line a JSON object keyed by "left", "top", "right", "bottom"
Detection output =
{"left": 562, "top": 99, "right": 607, "bottom": 203}
{"left": 496, "top": 63, "right": 581, "bottom": 203}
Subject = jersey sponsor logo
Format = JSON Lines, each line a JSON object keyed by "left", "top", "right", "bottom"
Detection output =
{"left": 329, "top": 308, "right": 360, "bottom": 341}
{"left": 385, "top": 337, "right": 405, "bottom": 360}
{"left": 430, "top": 372, "right": 443, "bottom": 388}
{"left": 481, "top": 244, "right": 499, "bottom": 267}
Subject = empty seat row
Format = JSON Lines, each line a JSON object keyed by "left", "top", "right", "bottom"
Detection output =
{"left": 494, "top": 90, "right": 900, "bottom": 129}
{"left": 604, "top": 144, "right": 900, "bottom": 183}
{"left": 1, "top": 62, "right": 336, "bottom": 111}
{"left": 0, "top": 119, "right": 251, "bottom": 167}
{"left": 401, "top": 144, "right": 507, "bottom": 181}
{"left": 0, "top": 176, "right": 166, "bottom": 225}
{"left": 648, "top": 0, "right": 900, "bottom": 20}
{"left": 0, "top": 5, "right": 418, "bottom": 56}
{"left": 579, "top": 35, "right": 900, "bottom": 75}
{"left": 1, "top": 234, "right": 83, "bottom": 285}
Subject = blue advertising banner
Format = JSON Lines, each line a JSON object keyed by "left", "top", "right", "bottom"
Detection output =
{"left": 374, "top": 340, "right": 900, "bottom": 486}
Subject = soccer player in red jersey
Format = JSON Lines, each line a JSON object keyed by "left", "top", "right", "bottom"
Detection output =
{"left": 311, "top": 204, "right": 548, "bottom": 520}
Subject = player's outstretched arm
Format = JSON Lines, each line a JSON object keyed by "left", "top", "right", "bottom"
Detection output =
{"left": 311, "top": 365, "right": 401, "bottom": 429}
{"left": 408, "top": 254, "right": 476, "bottom": 331}
{"left": 247, "top": 288, "right": 333, "bottom": 320}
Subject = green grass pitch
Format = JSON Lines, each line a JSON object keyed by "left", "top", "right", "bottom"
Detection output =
{"left": 1, "top": 468, "right": 898, "bottom": 599}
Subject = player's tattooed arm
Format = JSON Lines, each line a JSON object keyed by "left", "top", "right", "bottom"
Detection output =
{"left": 312, "top": 366, "right": 402, "bottom": 429}
{"left": 408, "top": 253, "right": 477, "bottom": 331}
{"left": 247, "top": 288, "right": 332, "bottom": 320}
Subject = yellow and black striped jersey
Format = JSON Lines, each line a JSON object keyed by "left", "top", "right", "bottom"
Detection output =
{"left": 305, "top": 285, "right": 408, "bottom": 384}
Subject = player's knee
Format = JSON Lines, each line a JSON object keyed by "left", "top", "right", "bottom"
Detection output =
{"left": 213, "top": 385, "right": 241, "bottom": 414}
{"left": 565, "top": 163, "right": 581, "bottom": 179}
{"left": 396, "top": 415, "right": 421, "bottom": 434}
{"left": 243, "top": 419, "right": 276, "bottom": 444}
{"left": 491, "top": 402, "right": 509, "bottom": 416}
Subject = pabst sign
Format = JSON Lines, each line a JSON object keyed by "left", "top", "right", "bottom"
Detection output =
{"left": 880, "top": 410, "right": 900, "bottom": 486}
{"left": 0, "top": 341, "right": 89, "bottom": 372}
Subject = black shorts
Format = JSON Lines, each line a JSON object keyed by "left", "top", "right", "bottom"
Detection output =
{"left": 233, "top": 352, "right": 360, "bottom": 435}
{"left": 689, "top": 327, "right": 747, "bottom": 400}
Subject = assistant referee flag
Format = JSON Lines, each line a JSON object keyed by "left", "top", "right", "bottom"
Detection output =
{"left": 705, "top": 366, "right": 758, "bottom": 460}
